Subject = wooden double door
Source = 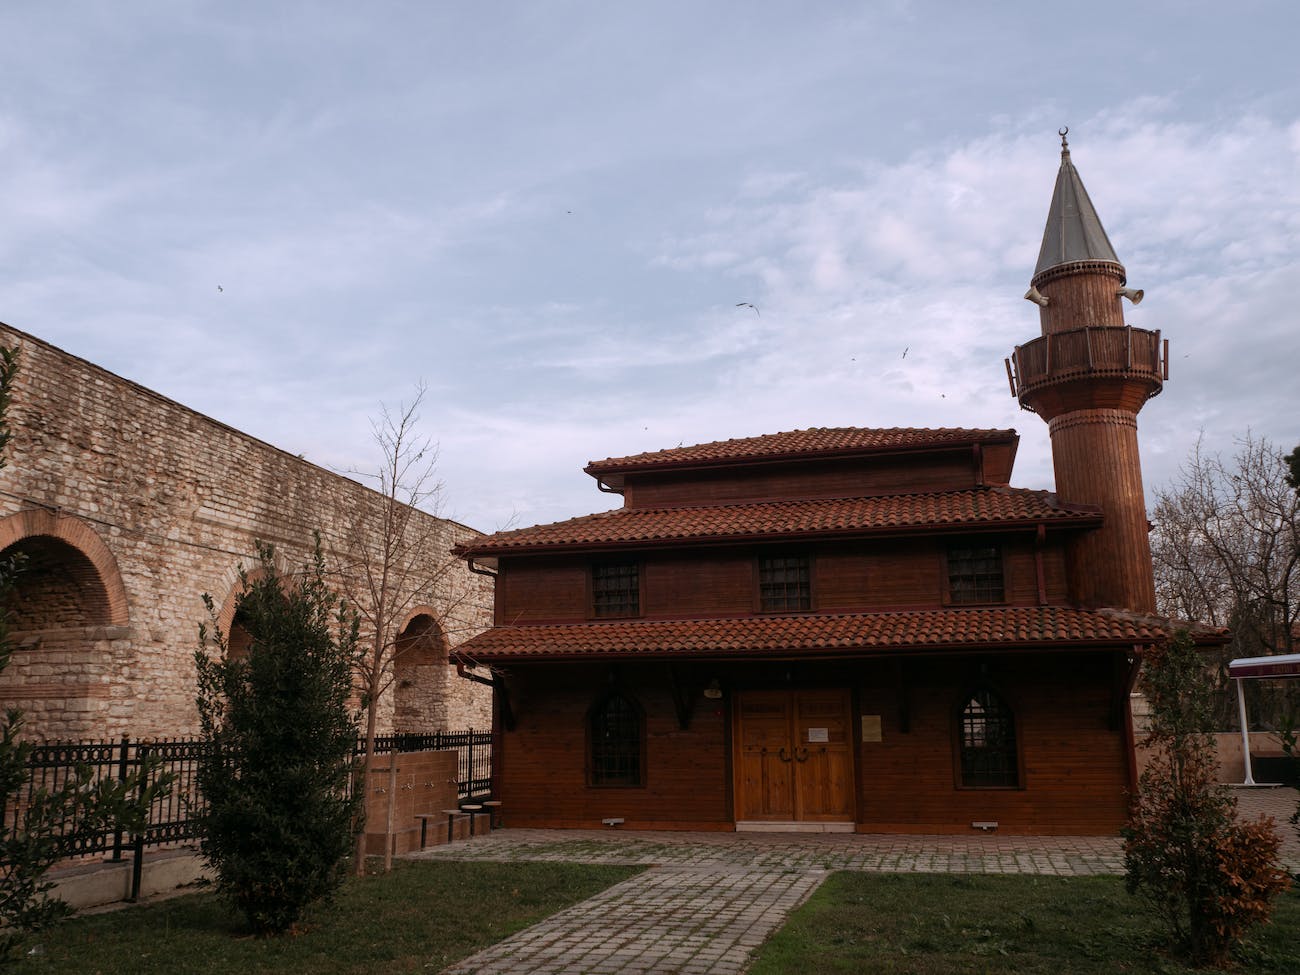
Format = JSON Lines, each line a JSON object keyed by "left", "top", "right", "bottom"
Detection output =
{"left": 734, "top": 688, "right": 855, "bottom": 824}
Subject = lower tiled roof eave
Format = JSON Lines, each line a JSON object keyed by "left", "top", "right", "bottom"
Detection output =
{"left": 449, "top": 606, "right": 1178, "bottom": 665}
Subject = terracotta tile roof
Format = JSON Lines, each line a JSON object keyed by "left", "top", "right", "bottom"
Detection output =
{"left": 455, "top": 487, "right": 1098, "bottom": 556}
{"left": 586, "top": 427, "right": 1015, "bottom": 476}
{"left": 451, "top": 606, "right": 1192, "bottom": 663}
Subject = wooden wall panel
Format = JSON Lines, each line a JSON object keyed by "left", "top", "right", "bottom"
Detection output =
{"left": 644, "top": 554, "right": 752, "bottom": 617}
{"left": 498, "top": 533, "right": 1069, "bottom": 622}
{"left": 498, "top": 662, "right": 732, "bottom": 830}
{"left": 496, "top": 653, "right": 1130, "bottom": 834}
{"left": 498, "top": 557, "right": 588, "bottom": 622}
{"left": 854, "top": 653, "right": 1129, "bottom": 834}
{"left": 626, "top": 453, "right": 980, "bottom": 508}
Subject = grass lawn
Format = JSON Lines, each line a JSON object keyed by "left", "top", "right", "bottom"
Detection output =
{"left": 11, "top": 860, "right": 641, "bottom": 974}
{"left": 748, "top": 872, "right": 1300, "bottom": 975}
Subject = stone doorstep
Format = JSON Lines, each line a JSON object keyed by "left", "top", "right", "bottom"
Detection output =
{"left": 734, "top": 821, "right": 855, "bottom": 833}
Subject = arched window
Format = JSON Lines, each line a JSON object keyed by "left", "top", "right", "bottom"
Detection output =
{"left": 589, "top": 692, "right": 642, "bottom": 787}
{"left": 957, "top": 687, "right": 1019, "bottom": 787}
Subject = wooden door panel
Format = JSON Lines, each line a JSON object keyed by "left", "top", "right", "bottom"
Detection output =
{"left": 735, "top": 688, "right": 854, "bottom": 824}
{"left": 793, "top": 688, "right": 854, "bottom": 821}
{"left": 736, "top": 690, "right": 795, "bottom": 820}
{"left": 794, "top": 747, "right": 854, "bottom": 819}
{"left": 738, "top": 750, "right": 794, "bottom": 819}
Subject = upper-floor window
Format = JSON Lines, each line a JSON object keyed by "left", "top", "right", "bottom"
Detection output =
{"left": 947, "top": 544, "right": 1004, "bottom": 604}
{"left": 758, "top": 555, "right": 811, "bottom": 612}
{"left": 956, "top": 687, "right": 1019, "bottom": 787}
{"left": 592, "top": 561, "right": 639, "bottom": 618}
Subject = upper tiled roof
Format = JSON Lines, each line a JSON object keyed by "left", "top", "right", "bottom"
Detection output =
{"left": 585, "top": 427, "right": 1016, "bottom": 476}
{"left": 451, "top": 606, "right": 1204, "bottom": 663}
{"left": 454, "top": 487, "right": 1098, "bottom": 557}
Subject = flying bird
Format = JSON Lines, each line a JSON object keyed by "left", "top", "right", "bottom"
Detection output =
{"left": 901, "top": 347, "right": 908, "bottom": 359}
{"left": 217, "top": 285, "right": 223, "bottom": 292}
{"left": 735, "top": 302, "right": 759, "bottom": 316}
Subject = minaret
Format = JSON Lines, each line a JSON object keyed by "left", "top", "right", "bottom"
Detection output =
{"left": 1007, "top": 130, "right": 1167, "bottom": 613}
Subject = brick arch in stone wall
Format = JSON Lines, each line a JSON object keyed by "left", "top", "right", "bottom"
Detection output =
{"left": 0, "top": 510, "right": 132, "bottom": 739}
{"left": 0, "top": 509, "right": 130, "bottom": 629}
{"left": 208, "top": 551, "right": 299, "bottom": 661}
{"left": 393, "top": 607, "right": 451, "bottom": 732}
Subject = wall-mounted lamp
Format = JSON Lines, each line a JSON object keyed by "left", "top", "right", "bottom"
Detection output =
{"left": 703, "top": 678, "right": 723, "bottom": 700}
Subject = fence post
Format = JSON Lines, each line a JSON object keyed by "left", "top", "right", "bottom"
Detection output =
{"left": 129, "top": 743, "right": 150, "bottom": 902}
{"left": 467, "top": 730, "right": 475, "bottom": 799}
{"left": 111, "top": 736, "right": 130, "bottom": 862}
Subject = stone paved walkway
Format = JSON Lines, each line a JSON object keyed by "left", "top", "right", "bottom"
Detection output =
{"left": 413, "top": 786, "right": 1299, "bottom": 975}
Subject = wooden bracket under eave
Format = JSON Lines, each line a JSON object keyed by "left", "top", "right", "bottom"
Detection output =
{"left": 1034, "top": 523, "right": 1048, "bottom": 605}
{"left": 895, "top": 659, "right": 911, "bottom": 734}
{"left": 1108, "top": 648, "right": 1142, "bottom": 733}
{"left": 666, "top": 663, "right": 694, "bottom": 731}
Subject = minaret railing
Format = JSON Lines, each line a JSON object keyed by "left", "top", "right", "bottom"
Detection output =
{"left": 1006, "top": 325, "right": 1166, "bottom": 400}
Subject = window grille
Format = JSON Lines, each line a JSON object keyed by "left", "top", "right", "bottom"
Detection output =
{"left": 590, "top": 693, "right": 641, "bottom": 786}
{"left": 947, "top": 544, "right": 1005, "bottom": 603}
{"left": 592, "top": 562, "right": 639, "bottom": 618}
{"left": 758, "top": 556, "right": 811, "bottom": 612}
{"left": 958, "top": 688, "right": 1018, "bottom": 787}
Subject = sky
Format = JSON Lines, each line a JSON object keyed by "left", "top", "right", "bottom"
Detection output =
{"left": 2, "top": 1, "right": 1297, "bottom": 533}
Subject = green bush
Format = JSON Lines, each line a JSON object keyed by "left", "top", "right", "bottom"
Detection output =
{"left": 1123, "top": 631, "right": 1291, "bottom": 967}
{"left": 194, "top": 539, "right": 362, "bottom": 936}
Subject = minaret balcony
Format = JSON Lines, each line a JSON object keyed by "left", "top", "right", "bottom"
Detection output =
{"left": 1006, "top": 325, "right": 1167, "bottom": 417}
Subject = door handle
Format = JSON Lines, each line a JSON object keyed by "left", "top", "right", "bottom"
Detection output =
{"left": 778, "top": 747, "right": 792, "bottom": 763}
{"left": 794, "top": 747, "right": 810, "bottom": 763}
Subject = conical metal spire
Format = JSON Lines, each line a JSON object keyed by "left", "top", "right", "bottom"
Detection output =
{"left": 1033, "top": 129, "right": 1122, "bottom": 281}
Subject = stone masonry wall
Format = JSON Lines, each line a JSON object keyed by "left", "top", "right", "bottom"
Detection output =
{"left": 0, "top": 324, "right": 493, "bottom": 741}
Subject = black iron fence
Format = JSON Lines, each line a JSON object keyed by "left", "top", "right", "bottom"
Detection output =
{"left": 3, "top": 729, "right": 493, "bottom": 871}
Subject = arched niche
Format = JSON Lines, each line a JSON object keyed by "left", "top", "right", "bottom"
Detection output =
{"left": 0, "top": 510, "right": 131, "bottom": 739}
{"left": 392, "top": 609, "right": 450, "bottom": 731}
{"left": 0, "top": 509, "right": 129, "bottom": 629}
{"left": 208, "top": 550, "right": 296, "bottom": 660}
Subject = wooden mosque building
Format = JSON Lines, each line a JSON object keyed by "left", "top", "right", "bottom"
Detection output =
{"left": 451, "top": 137, "right": 1191, "bottom": 834}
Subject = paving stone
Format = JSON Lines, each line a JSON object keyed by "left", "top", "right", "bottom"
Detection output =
{"left": 425, "top": 787, "right": 1299, "bottom": 974}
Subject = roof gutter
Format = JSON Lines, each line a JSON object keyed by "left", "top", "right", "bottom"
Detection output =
{"left": 465, "top": 556, "right": 498, "bottom": 578}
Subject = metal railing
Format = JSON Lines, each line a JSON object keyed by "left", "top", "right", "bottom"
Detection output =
{"left": 3, "top": 729, "right": 493, "bottom": 870}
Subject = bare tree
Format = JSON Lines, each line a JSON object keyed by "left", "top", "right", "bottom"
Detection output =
{"left": 1150, "top": 433, "right": 1300, "bottom": 727}
{"left": 336, "top": 385, "right": 487, "bottom": 873}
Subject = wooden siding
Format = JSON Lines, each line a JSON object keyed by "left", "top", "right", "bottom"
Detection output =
{"left": 623, "top": 452, "right": 985, "bottom": 509}
{"left": 494, "top": 653, "right": 1130, "bottom": 834}
{"left": 497, "top": 662, "right": 732, "bottom": 830}
{"left": 495, "top": 535, "right": 1071, "bottom": 623}
{"left": 1048, "top": 411, "right": 1157, "bottom": 613}
{"left": 496, "top": 557, "right": 589, "bottom": 624}
{"left": 854, "top": 653, "right": 1129, "bottom": 834}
